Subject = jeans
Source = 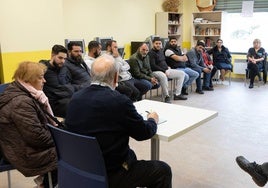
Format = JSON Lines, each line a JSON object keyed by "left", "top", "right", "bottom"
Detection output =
{"left": 177, "top": 68, "right": 199, "bottom": 88}
{"left": 108, "top": 160, "right": 172, "bottom": 188}
{"left": 203, "top": 71, "right": 212, "bottom": 88}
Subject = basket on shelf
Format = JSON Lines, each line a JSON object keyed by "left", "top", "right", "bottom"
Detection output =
{"left": 196, "top": 0, "right": 217, "bottom": 12}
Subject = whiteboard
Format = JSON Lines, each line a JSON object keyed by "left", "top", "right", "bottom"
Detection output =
{"left": 221, "top": 12, "right": 268, "bottom": 53}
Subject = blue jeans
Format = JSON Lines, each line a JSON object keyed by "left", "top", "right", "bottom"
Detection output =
{"left": 138, "top": 79, "right": 160, "bottom": 91}
{"left": 176, "top": 68, "right": 199, "bottom": 88}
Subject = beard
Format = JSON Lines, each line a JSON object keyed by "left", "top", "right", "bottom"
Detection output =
{"left": 94, "top": 51, "right": 100, "bottom": 58}
{"left": 71, "top": 54, "right": 83, "bottom": 64}
{"left": 52, "top": 61, "right": 61, "bottom": 71}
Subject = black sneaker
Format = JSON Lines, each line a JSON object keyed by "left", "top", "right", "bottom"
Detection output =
{"left": 236, "top": 156, "right": 267, "bottom": 187}
{"left": 173, "top": 94, "right": 187, "bottom": 100}
{"left": 164, "top": 96, "right": 171, "bottom": 103}
{"left": 195, "top": 89, "right": 204, "bottom": 94}
{"left": 181, "top": 87, "right": 188, "bottom": 95}
{"left": 202, "top": 86, "right": 214, "bottom": 91}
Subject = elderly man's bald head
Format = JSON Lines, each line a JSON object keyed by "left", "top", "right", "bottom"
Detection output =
{"left": 91, "top": 54, "right": 119, "bottom": 88}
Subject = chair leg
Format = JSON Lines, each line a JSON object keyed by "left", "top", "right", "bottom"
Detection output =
{"left": 228, "top": 71, "right": 231, "bottom": 86}
{"left": 7, "top": 171, "right": 11, "bottom": 188}
{"left": 48, "top": 172, "right": 53, "bottom": 188}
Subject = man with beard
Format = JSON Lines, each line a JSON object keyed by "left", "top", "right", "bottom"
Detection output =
{"left": 40, "top": 44, "right": 76, "bottom": 117}
{"left": 84, "top": 40, "right": 102, "bottom": 68}
{"left": 164, "top": 37, "right": 199, "bottom": 95}
{"left": 65, "top": 41, "right": 91, "bottom": 88}
{"left": 148, "top": 37, "right": 187, "bottom": 103}
{"left": 186, "top": 40, "right": 212, "bottom": 94}
{"left": 106, "top": 40, "right": 149, "bottom": 101}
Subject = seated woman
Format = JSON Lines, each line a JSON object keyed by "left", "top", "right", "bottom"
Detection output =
{"left": 0, "top": 61, "right": 57, "bottom": 187}
{"left": 208, "top": 39, "right": 232, "bottom": 81}
{"left": 247, "top": 38, "right": 266, "bottom": 88}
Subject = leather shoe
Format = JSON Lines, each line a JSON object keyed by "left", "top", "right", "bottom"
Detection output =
{"left": 195, "top": 90, "right": 204, "bottom": 94}
{"left": 249, "top": 83, "right": 254, "bottom": 89}
{"left": 202, "top": 86, "right": 214, "bottom": 91}
{"left": 173, "top": 94, "right": 187, "bottom": 100}
{"left": 164, "top": 96, "right": 171, "bottom": 103}
{"left": 181, "top": 87, "right": 188, "bottom": 95}
{"left": 236, "top": 156, "right": 267, "bottom": 187}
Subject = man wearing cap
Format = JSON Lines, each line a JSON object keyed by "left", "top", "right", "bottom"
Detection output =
{"left": 186, "top": 40, "right": 212, "bottom": 94}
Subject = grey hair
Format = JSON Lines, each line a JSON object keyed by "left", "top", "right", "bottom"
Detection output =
{"left": 90, "top": 54, "right": 119, "bottom": 85}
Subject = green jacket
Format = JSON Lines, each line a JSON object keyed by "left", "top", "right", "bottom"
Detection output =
{"left": 128, "top": 52, "right": 154, "bottom": 81}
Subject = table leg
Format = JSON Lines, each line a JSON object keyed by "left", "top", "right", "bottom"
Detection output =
{"left": 151, "top": 138, "right": 160, "bottom": 160}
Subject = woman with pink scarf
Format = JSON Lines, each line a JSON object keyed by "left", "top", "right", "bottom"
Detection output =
{"left": 0, "top": 61, "right": 57, "bottom": 187}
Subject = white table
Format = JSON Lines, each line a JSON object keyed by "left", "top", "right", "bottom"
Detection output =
{"left": 134, "top": 100, "right": 218, "bottom": 160}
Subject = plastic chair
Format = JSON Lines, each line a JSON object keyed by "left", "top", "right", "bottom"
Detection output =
{"left": 0, "top": 83, "right": 9, "bottom": 93}
{"left": 47, "top": 124, "right": 108, "bottom": 188}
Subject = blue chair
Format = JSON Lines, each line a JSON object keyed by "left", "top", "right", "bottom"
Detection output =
{"left": 47, "top": 124, "right": 108, "bottom": 188}
{"left": 0, "top": 83, "right": 9, "bottom": 93}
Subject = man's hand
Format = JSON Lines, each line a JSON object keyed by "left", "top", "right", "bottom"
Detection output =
{"left": 203, "top": 67, "right": 211, "bottom": 73}
{"left": 151, "top": 77, "right": 158, "bottom": 85}
{"left": 147, "top": 111, "right": 159, "bottom": 124}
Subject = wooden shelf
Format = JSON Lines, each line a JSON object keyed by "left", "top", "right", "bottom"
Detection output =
{"left": 156, "top": 12, "right": 183, "bottom": 45}
{"left": 191, "top": 11, "right": 223, "bottom": 48}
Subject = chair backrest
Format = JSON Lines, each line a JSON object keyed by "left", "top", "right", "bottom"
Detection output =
{"left": 0, "top": 83, "right": 9, "bottom": 94}
{"left": 47, "top": 124, "right": 108, "bottom": 188}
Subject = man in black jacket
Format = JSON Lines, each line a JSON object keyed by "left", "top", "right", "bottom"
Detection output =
{"left": 40, "top": 45, "right": 75, "bottom": 117}
{"left": 65, "top": 54, "right": 172, "bottom": 188}
{"left": 65, "top": 41, "right": 91, "bottom": 89}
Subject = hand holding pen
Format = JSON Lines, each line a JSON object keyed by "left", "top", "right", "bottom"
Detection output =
{"left": 146, "top": 111, "right": 159, "bottom": 124}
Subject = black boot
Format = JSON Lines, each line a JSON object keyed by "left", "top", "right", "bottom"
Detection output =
{"left": 181, "top": 87, "right": 188, "bottom": 95}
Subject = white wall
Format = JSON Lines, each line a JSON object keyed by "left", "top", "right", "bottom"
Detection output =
{"left": 0, "top": 0, "right": 163, "bottom": 52}
{"left": 62, "top": 0, "right": 163, "bottom": 46}
{"left": 0, "top": 0, "right": 64, "bottom": 52}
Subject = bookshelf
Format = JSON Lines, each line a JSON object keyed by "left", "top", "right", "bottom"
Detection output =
{"left": 191, "top": 11, "right": 223, "bottom": 49}
{"left": 156, "top": 12, "right": 183, "bottom": 45}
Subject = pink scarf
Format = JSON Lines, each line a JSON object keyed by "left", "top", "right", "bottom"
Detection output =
{"left": 18, "top": 80, "right": 57, "bottom": 126}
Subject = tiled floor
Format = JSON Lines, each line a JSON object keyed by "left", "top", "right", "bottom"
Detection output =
{"left": 1, "top": 79, "right": 268, "bottom": 188}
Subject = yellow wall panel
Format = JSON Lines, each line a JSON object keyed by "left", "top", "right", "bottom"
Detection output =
{"left": 1, "top": 51, "right": 50, "bottom": 83}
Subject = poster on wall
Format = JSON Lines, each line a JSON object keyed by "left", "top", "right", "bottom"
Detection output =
{"left": 221, "top": 12, "right": 268, "bottom": 54}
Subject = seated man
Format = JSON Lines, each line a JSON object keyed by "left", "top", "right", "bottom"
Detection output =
{"left": 65, "top": 54, "right": 172, "bottom": 188}
{"left": 236, "top": 156, "right": 268, "bottom": 187}
{"left": 106, "top": 40, "right": 149, "bottom": 101}
{"left": 186, "top": 40, "right": 212, "bottom": 94}
{"left": 164, "top": 36, "right": 199, "bottom": 95}
{"left": 148, "top": 37, "right": 187, "bottom": 103}
{"left": 65, "top": 41, "right": 91, "bottom": 89}
{"left": 84, "top": 40, "right": 102, "bottom": 69}
{"left": 128, "top": 42, "right": 160, "bottom": 92}
{"left": 40, "top": 44, "right": 75, "bottom": 117}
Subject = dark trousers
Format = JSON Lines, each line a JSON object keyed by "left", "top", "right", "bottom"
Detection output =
{"left": 191, "top": 68, "right": 202, "bottom": 91}
{"left": 248, "top": 62, "right": 263, "bottom": 84}
{"left": 108, "top": 160, "right": 172, "bottom": 188}
{"left": 209, "top": 67, "right": 218, "bottom": 87}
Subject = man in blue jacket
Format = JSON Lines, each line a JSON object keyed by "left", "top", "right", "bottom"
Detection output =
{"left": 65, "top": 54, "right": 172, "bottom": 188}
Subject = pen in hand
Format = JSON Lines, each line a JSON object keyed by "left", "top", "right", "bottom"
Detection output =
{"left": 145, "top": 110, "right": 159, "bottom": 124}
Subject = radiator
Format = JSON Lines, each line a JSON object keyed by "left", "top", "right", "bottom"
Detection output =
{"left": 233, "top": 59, "right": 247, "bottom": 74}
